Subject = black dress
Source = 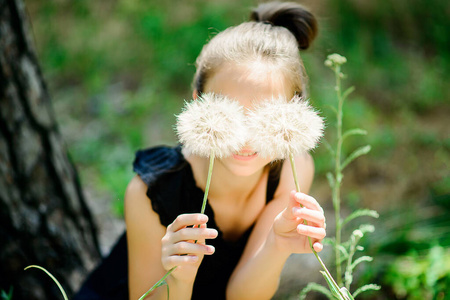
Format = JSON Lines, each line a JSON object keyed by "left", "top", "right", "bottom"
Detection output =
{"left": 74, "top": 146, "right": 280, "bottom": 300}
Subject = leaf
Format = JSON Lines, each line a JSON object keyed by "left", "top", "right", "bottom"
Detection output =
{"left": 357, "top": 224, "right": 375, "bottom": 235}
{"left": 342, "top": 128, "right": 367, "bottom": 142}
{"left": 299, "top": 282, "right": 334, "bottom": 300}
{"left": 350, "top": 256, "right": 373, "bottom": 270}
{"left": 337, "top": 244, "right": 349, "bottom": 258}
{"left": 165, "top": 281, "right": 170, "bottom": 299}
{"left": 24, "top": 265, "right": 68, "bottom": 300}
{"left": 323, "top": 237, "right": 335, "bottom": 245}
{"left": 320, "top": 271, "right": 344, "bottom": 299}
{"left": 325, "top": 104, "right": 338, "bottom": 116}
{"left": 341, "top": 145, "right": 371, "bottom": 170}
{"left": 139, "top": 267, "right": 176, "bottom": 300}
{"left": 342, "top": 86, "right": 355, "bottom": 100}
{"left": 352, "top": 284, "right": 381, "bottom": 298}
{"left": 1, "top": 287, "right": 13, "bottom": 300}
{"left": 326, "top": 172, "right": 335, "bottom": 188}
{"left": 323, "top": 139, "right": 336, "bottom": 156}
{"left": 340, "top": 287, "right": 355, "bottom": 300}
{"left": 325, "top": 238, "right": 349, "bottom": 260}
{"left": 342, "top": 209, "right": 379, "bottom": 227}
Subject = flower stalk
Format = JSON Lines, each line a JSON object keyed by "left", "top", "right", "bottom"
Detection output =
{"left": 333, "top": 62, "right": 345, "bottom": 286}
{"left": 289, "top": 152, "right": 346, "bottom": 299}
{"left": 201, "top": 149, "right": 215, "bottom": 214}
{"left": 248, "top": 95, "right": 348, "bottom": 299}
{"left": 140, "top": 93, "right": 246, "bottom": 299}
{"left": 315, "top": 53, "right": 380, "bottom": 299}
{"left": 140, "top": 149, "right": 216, "bottom": 300}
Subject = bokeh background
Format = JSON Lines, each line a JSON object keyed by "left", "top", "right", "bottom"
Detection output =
{"left": 25, "top": 0, "right": 449, "bottom": 299}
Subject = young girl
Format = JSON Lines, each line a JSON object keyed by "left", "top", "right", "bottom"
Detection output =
{"left": 75, "top": 2, "right": 326, "bottom": 300}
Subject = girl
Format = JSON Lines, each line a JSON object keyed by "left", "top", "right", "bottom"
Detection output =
{"left": 75, "top": 2, "right": 326, "bottom": 300}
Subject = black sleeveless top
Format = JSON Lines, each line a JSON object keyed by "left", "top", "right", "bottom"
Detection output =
{"left": 74, "top": 145, "right": 280, "bottom": 300}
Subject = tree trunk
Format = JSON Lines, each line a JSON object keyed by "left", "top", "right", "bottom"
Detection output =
{"left": 0, "top": 0, "right": 101, "bottom": 299}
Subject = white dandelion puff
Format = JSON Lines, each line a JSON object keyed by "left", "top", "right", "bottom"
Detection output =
{"left": 248, "top": 95, "right": 324, "bottom": 160}
{"left": 175, "top": 92, "right": 248, "bottom": 158}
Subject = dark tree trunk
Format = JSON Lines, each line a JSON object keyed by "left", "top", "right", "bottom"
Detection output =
{"left": 0, "top": 0, "right": 101, "bottom": 299}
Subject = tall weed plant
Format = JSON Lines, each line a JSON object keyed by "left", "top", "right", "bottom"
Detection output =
{"left": 300, "top": 54, "right": 381, "bottom": 299}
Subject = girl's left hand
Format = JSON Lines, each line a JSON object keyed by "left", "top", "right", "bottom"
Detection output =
{"left": 272, "top": 190, "right": 326, "bottom": 254}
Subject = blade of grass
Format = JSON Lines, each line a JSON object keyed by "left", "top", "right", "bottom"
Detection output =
{"left": 24, "top": 265, "right": 68, "bottom": 300}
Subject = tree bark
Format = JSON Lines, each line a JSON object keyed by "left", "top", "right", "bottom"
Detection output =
{"left": 0, "top": 0, "right": 101, "bottom": 299}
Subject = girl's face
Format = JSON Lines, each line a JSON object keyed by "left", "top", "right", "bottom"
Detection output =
{"left": 202, "top": 62, "right": 295, "bottom": 177}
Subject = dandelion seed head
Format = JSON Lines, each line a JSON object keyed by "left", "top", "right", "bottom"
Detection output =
{"left": 248, "top": 95, "right": 324, "bottom": 160}
{"left": 175, "top": 93, "right": 247, "bottom": 158}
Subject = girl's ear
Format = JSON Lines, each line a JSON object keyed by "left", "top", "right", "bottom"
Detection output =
{"left": 192, "top": 89, "right": 199, "bottom": 100}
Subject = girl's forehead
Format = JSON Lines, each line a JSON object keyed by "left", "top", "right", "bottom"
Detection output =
{"left": 204, "top": 62, "right": 295, "bottom": 108}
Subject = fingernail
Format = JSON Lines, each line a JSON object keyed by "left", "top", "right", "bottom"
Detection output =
{"left": 207, "top": 246, "right": 215, "bottom": 253}
{"left": 199, "top": 215, "right": 208, "bottom": 222}
{"left": 292, "top": 207, "right": 301, "bottom": 215}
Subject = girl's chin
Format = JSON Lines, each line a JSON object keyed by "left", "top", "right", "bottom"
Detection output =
{"left": 218, "top": 157, "right": 271, "bottom": 177}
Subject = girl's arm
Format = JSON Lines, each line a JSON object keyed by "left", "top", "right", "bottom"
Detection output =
{"left": 125, "top": 175, "right": 217, "bottom": 300}
{"left": 226, "top": 154, "right": 326, "bottom": 300}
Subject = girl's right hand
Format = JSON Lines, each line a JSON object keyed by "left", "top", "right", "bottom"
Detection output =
{"left": 161, "top": 213, "right": 218, "bottom": 284}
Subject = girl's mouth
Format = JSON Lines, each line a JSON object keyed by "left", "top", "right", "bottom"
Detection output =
{"left": 232, "top": 151, "right": 258, "bottom": 161}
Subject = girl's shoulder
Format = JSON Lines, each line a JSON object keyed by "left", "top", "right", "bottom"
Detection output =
{"left": 133, "top": 145, "right": 186, "bottom": 187}
{"left": 130, "top": 145, "right": 203, "bottom": 227}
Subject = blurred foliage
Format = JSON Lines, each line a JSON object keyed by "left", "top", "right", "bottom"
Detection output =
{"left": 25, "top": 0, "right": 449, "bottom": 298}
{"left": 384, "top": 245, "right": 450, "bottom": 300}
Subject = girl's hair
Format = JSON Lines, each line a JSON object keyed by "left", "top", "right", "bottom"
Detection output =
{"left": 193, "top": 1, "right": 318, "bottom": 97}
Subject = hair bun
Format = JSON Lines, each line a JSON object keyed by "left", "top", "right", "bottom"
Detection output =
{"left": 250, "top": 2, "right": 318, "bottom": 50}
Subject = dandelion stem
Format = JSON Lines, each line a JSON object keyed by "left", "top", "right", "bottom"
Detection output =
{"left": 201, "top": 149, "right": 215, "bottom": 214}
{"left": 288, "top": 152, "right": 345, "bottom": 299}
{"left": 140, "top": 150, "right": 215, "bottom": 299}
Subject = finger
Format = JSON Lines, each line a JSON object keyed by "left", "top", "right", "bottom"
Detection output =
{"left": 297, "top": 224, "right": 326, "bottom": 240}
{"left": 196, "top": 223, "right": 208, "bottom": 245}
{"left": 168, "top": 241, "right": 215, "bottom": 256}
{"left": 313, "top": 242, "right": 323, "bottom": 252}
{"left": 172, "top": 227, "right": 218, "bottom": 243}
{"left": 294, "top": 193, "right": 323, "bottom": 213}
{"left": 292, "top": 207, "right": 325, "bottom": 227}
{"left": 162, "top": 254, "right": 199, "bottom": 269}
{"left": 282, "top": 190, "right": 302, "bottom": 220}
{"left": 168, "top": 214, "right": 208, "bottom": 232}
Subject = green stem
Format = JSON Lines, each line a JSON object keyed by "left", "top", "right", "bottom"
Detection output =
{"left": 345, "top": 237, "right": 357, "bottom": 290}
{"left": 139, "top": 266, "right": 177, "bottom": 300}
{"left": 334, "top": 65, "right": 344, "bottom": 287}
{"left": 289, "top": 153, "right": 345, "bottom": 299}
{"left": 201, "top": 149, "right": 215, "bottom": 214}
{"left": 24, "top": 265, "right": 69, "bottom": 300}
{"left": 140, "top": 149, "right": 216, "bottom": 299}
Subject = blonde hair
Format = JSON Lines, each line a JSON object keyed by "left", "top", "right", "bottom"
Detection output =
{"left": 193, "top": 2, "right": 318, "bottom": 97}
